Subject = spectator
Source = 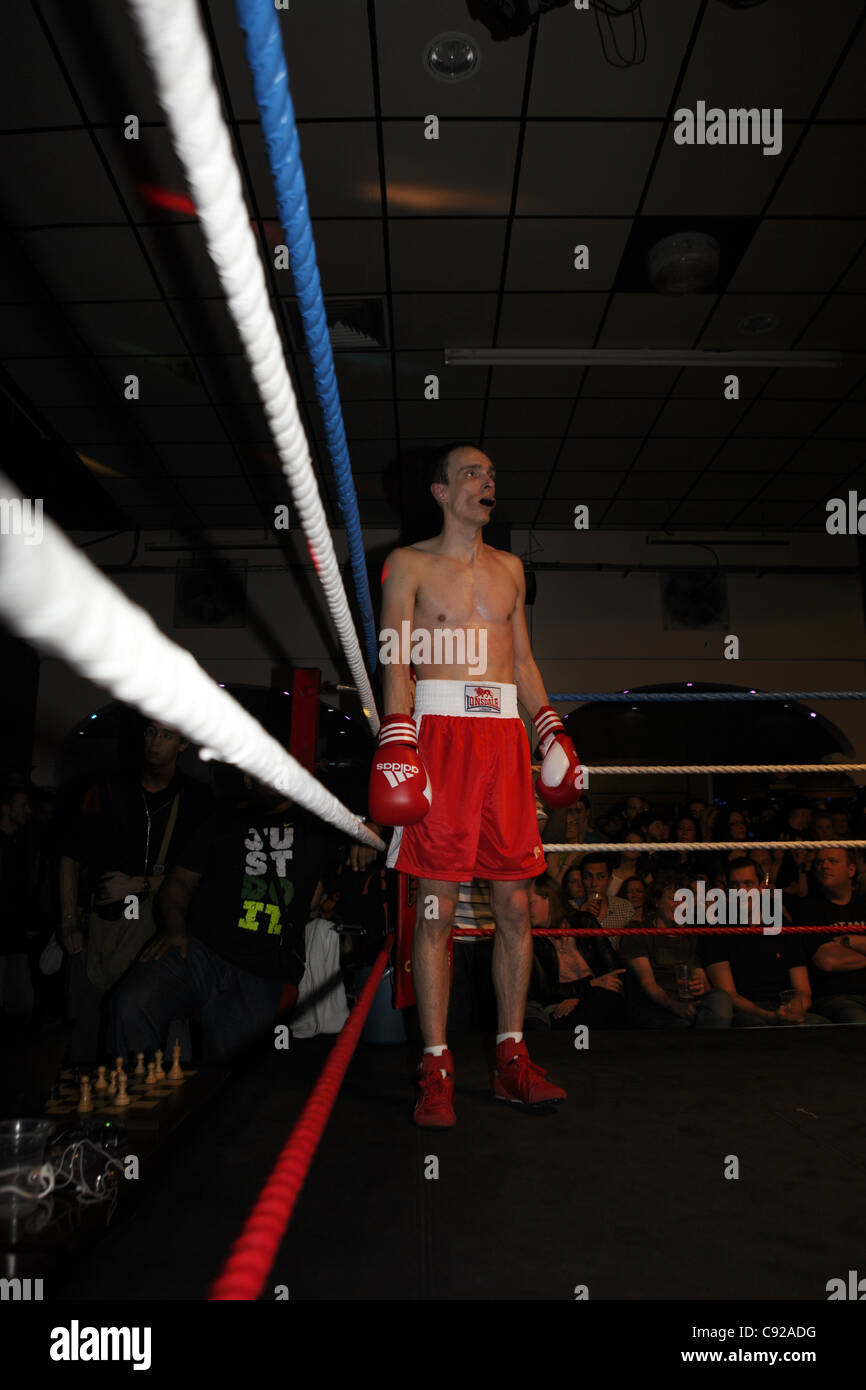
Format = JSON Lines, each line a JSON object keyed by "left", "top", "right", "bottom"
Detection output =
{"left": 704, "top": 858, "right": 828, "bottom": 1027}
{"left": 562, "top": 865, "right": 583, "bottom": 908}
{"left": 109, "top": 776, "right": 344, "bottom": 1063}
{"left": 791, "top": 848, "right": 866, "bottom": 1025}
{"left": 623, "top": 796, "right": 649, "bottom": 826}
{"left": 609, "top": 832, "right": 645, "bottom": 896}
{"left": 616, "top": 875, "right": 646, "bottom": 923}
{"left": 0, "top": 780, "right": 35, "bottom": 1022}
{"left": 829, "top": 802, "right": 850, "bottom": 839}
{"left": 620, "top": 873, "right": 732, "bottom": 1030}
{"left": 811, "top": 809, "right": 834, "bottom": 840}
{"left": 634, "top": 810, "right": 670, "bottom": 844}
{"left": 712, "top": 806, "right": 751, "bottom": 856}
{"left": 293, "top": 875, "right": 350, "bottom": 1039}
{"left": 572, "top": 853, "right": 636, "bottom": 952}
{"left": 544, "top": 793, "right": 601, "bottom": 883}
{"left": 58, "top": 717, "right": 213, "bottom": 1063}
{"left": 525, "top": 875, "right": 626, "bottom": 1032}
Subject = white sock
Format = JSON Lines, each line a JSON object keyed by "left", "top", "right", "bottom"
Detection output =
{"left": 496, "top": 1031, "right": 523, "bottom": 1046}
{"left": 423, "top": 1043, "right": 449, "bottom": 1078}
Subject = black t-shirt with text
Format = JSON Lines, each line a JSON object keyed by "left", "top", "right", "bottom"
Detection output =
{"left": 177, "top": 804, "right": 341, "bottom": 982}
{"left": 790, "top": 892, "right": 866, "bottom": 997}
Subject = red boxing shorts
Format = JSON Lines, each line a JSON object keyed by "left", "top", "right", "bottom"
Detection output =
{"left": 386, "top": 680, "right": 546, "bottom": 883}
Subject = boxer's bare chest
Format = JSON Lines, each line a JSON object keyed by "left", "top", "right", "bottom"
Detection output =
{"left": 411, "top": 549, "right": 517, "bottom": 632}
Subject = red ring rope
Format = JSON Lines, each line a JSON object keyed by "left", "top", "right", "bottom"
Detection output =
{"left": 452, "top": 923, "right": 866, "bottom": 937}
{"left": 208, "top": 933, "right": 393, "bottom": 1301}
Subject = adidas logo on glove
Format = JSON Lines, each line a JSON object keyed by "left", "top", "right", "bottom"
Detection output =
{"left": 377, "top": 761, "right": 419, "bottom": 788}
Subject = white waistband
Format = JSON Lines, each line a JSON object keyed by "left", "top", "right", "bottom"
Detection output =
{"left": 413, "top": 680, "right": 518, "bottom": 718}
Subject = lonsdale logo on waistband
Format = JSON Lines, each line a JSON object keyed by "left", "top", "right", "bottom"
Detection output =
{"left": 464, "top": 685, "right": 501, "bottom": 713}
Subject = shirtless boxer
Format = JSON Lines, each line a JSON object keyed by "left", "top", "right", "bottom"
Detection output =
{"left": 369, "top": 443, "right": 584, "bottom": 1127}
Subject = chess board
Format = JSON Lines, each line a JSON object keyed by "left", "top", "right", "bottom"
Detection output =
{"left": 44, "top": 1067, "right": 198, "bottom": 1131}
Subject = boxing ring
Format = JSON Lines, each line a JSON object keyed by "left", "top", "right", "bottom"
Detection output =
{"left": 1, "top": 0, "right": 865, "bottom": 1303}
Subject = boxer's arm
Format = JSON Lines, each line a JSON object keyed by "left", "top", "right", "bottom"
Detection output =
{"left": 509, "top": 557, "right": 548, "bottom": 719}
{"left": 380, "top": 547, "right": 419, "bottom": 716}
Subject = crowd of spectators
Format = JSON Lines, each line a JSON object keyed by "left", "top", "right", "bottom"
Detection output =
{"left": 522, "top": 789, "right": 866, "bottom": 1032}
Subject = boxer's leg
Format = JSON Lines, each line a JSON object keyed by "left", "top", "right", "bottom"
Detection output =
{"left": 412, "top": 878, "right": 459, "bottom": 1047}
{"left": 489, "top": 878, "right": 533, "bottom": 1035}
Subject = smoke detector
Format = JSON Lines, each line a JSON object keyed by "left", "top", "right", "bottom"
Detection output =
{"left": 647, "top": 231, "right": 720, "bottom": 295}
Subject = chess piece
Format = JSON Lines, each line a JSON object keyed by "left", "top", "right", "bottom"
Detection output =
{"left": 115, "top": 1071, "right": 131, "bottom": 1108}
{"left": 94, "top": 1065, "right": 108, "bottom": 1092}
{"left": 167, "top": 1040, "right": 184, "bottom": 1085}
{"left": 115, "top": 1055, "right": 126, "bottom": 1082}
{"left": 107, "top": 1069, "right": 117, "bottom": 1097}
{"left": 135, "top": 1052, "right": 145, "bottom": 1078}
{"left": 154, "top": 1050, "right": 165, "bottom": 1081}
{"left": 77, "top": 1075, "right": 94, "bottom": 1113}
{"left": 145, "top": 1062, "right": 157, "bottom": 1087}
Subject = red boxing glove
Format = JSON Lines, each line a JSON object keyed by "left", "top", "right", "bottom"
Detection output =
{"left": 369, "top": 715, "right": 432, "bottom": 827}
{"left": 533, "top": 705, "right": 585, "bottom": 809}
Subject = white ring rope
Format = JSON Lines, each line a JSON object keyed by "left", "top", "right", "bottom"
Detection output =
{"left": 126, "top": 0, "right": 379, "bottom": 737}
{"left": 579, "top": 763, "right": 866, "bottom": 775}
{"left": 0, "top": 474, "right": 383, "bottom": 851}
{"left": 543, "top": 840, "right": 866, "bottom": 852}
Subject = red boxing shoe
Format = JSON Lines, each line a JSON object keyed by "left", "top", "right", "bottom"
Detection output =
{"left": 493, "top": 1039, "right": 567, "bottom": 1107}
{"left": 414, "top": 1049, "right": 456, "bottom": 1128}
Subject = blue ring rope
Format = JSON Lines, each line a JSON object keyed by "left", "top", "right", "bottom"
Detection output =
{"left": 235, "top": 0, "right": 378, "bottom": 671}
{"left": 549, "top": 691, "right": 866, "bottom": 702}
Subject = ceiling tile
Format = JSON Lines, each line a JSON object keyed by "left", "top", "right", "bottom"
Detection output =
{"left": 583, "top": 366, "right": 678, "bottom": 397}
{"left": 818, "top": 20, "right": 866, "bottom": 119}
{"left": 569, "top": 398, "right": 659, "bottom": 436}
{"left": 0, "top": 131, "right": 123, "bottom": 226}
{"left": 39, "top": 406, "right": 126, "bottom": 445}
{"left": 309, "top": 220, "right": 386, "bottom": 294}
{"left": 38, "top": 0, "right": 165, "bottom": 123}
{"left": 601, "top": 499, "right": 674, "bottom": 525}
{"left": 598, "top": 294, "right": 716, "bottom": 348}
{"left": 478, "top": 438, "right": 562, "bottom": 471}
{"left": 497, "top": 292, "right": 608, "bottom": 345}
{"left": 618, "top": 472, "right": 693, "bottom": 502}
{"left": 557, "top": 438, "right": 642, "bottom": 470}
{"left": 770, "top": 126, "right": 866, "bottom": 217}
{"left": 155, "top": 442, "right": 244, "bottom": 478}
{"left": 547, "top": 471, "right": 625, "bottom": 501}
{"left": 653, "top": 399, "right": 749, "bottom": 436}
{"left": 488, "top": 364, "right": 584, "bottom": 397}
{"left": 678, "top": 0, "right": 863, "bottom": 116}
{"left": 384, "top": 122, "right": 519, "bottom": 216}
{"left": 736, "top": 399, "right": 831, "bottom": 437}
{"left": 392, "top": 293, "right": 498, "bottom": 348}
{"left": 645, "top": 126, "right": 805, "bottom": 218}
{"left": 798, "top": 295, "right": 866, "bottom": 352}
{"left": 134, "top": 405, "right": 229, "bottom": 443}
{"left": 241, "top": 123, "right": 382, "bottom": 219}
{"left": 632, "top": 438, "right": 718, "bottom": 470}
{"left": 699, "top": 293, "right": 825, "bottom": 349}
{"left": 709, "top": 438, "right": 797, "bottom": 471}
{"left": 0, "top": 1, "right": 81, "bottom": 127}
{"left": 815, "top": 402, "right": 866, "bottom": 437}
{"left": 398, "top": 399, "right": 484, "bottom": 436}
{"left": 64, "top": 300, "right": 188, "bottom": 356}
{"left": 18, "top": 227, "right": 153, "bottom": 303}
{"left": 667, "top": 498, "right": 743, "bottom": 525}
{"left": 517, "top": 123, "right": 660, "bottom": 215}
{"left": 838, "top": 244, "right": 866, "bottom": 292}
{"left": 207, "top": 0, "right": 375, "bottom": 120}
{"left": 530, "top": 2, "right": 696, "bottom": 117}
{"left": 504, "top": 219, "right": 630, "bottom": 291}
{"left": 389, "top": 219, "right": 506, "bottom": 291}
{"left": 673, "top": 366, "right": 773, "bottom": 398}
{"left": 728, "top": 220, "right": 866, "bottom": 292}
{"left": 401, "top": 351, "right": 489, "bottom": 399}
{"left": 485, "top": 398, "right": 572, "bottom": 435}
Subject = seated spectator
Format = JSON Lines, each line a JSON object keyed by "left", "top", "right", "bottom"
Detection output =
{"left": 562, "top": 866, "right": 583, "bottom": 908}
{"left": 828, "top": 800, "right": 850, "bottom": 839}
{"left": 687, "top": 799, "right": 709, "bottom": 836}
{"left": 623, "top": 796, "right": 649, "bottom": 827}
{"left": 811, "top": 808, "right": 834, "bottom": 840}
{"left": 616, "top": 876, "right": 646, "bottom": 923}
{"left": 0, "top": 779, "right": 35, "bottom": 1023}
{"left": 525, "top": 875, "right": 627, "bottom": 1032}
{"left": 609, "top": 831, "right": 645, "bottom": 895}
{"left": 108, "top": 776, "right": 344, "bottom": 1063}
{"left": 572, "top": 853, "right": 636, "bottom": 950}
{"left": 712, "top": 805, "right": 751, "bottom": 859}
{"left": 791, "top": 848, "right": 866, "bottom": 1024}
{"left": 633, "top": 809, "right": 670, "bottom": 844}
{"left": 544, "top": 793, "right": 602, "bottom": 883}
{"left": 704, "top": 857, "right": 828, "bottom": 1027}
{"left": 621, "top": 873, "right": 733, "bottom": 1030}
